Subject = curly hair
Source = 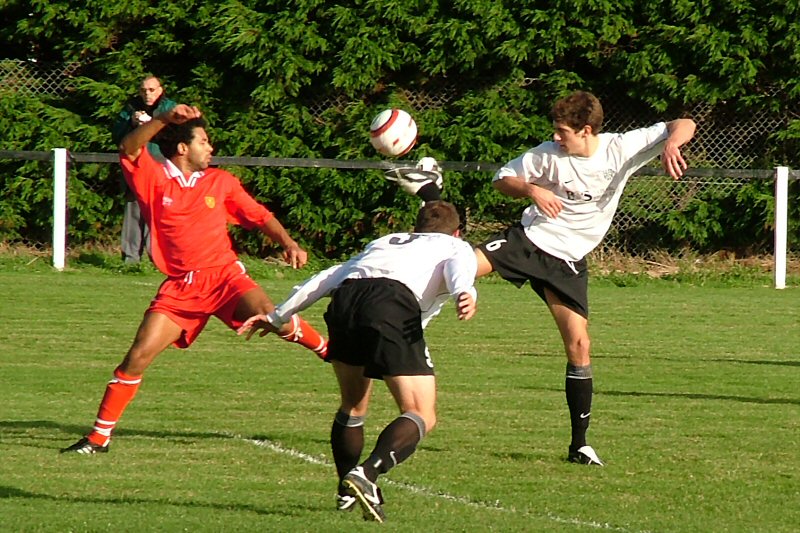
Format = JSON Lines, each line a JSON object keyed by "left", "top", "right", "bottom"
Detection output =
{"left": 155, "top": 117, "right": 208, "bottom": 159}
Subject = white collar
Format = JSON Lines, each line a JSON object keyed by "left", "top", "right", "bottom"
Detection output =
{"left": 164, "top": 158, "right": 206, "bottom": 188}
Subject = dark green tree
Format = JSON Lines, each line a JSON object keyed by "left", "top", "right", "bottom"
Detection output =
{"left": 1, "top": 0, "right": 798, "bottom": 256}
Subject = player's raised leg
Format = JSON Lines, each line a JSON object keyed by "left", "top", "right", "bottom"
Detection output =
{"left": 276, "top": 314, "right": 328, "bottom": 360}
{"left": 232, "top": 285, "right": 328, "bottom": 360}
{"left": 384, "top": 157, "right": 444, "bottom": 202}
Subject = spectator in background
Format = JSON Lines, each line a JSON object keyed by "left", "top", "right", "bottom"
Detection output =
{"left": 111, "top": 76, "right": 176, "bottom": 263}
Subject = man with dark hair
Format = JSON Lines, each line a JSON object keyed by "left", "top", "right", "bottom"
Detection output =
{"left": 238, "top": 200, "right": 478, "bottom": 522}
{"left": 388, "top": 91, "right": 696, "bottom": 466}
{"left": 153, "top": 116, "right": 207, "bottom": 159}
{"left": 61, "top": 104, "right": 329, "bottom": 455}
{"left": 111, "top": 75, "right": 176, "bottom": 264}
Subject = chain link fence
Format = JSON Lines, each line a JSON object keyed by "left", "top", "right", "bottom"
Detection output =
{"left": 1, "top": 59, "right": 796, "bottom": 261}
{"left": 305, "top": 76, "right": 796, "bottom": 258}
{"left": 0, "top": 59, "right": 80, "bottom": 97}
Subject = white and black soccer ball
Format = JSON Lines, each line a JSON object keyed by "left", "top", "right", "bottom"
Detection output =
{"left": 369, "top": 109, "right": 417, "bottom": 157}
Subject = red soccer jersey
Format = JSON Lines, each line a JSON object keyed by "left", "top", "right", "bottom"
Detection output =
{"left": 120, "top": 147, "right": 274, "bottom": 277}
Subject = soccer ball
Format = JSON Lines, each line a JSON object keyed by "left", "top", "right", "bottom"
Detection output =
{"left": 369, "top": 109, "right": 417, "bottom": 157}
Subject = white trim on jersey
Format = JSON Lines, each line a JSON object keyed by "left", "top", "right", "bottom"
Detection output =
{"left": 164, "top": 158, "right": 206, "bottom": 188}
{"left": 267, "top": 232, "right": 477, "bottom": 329}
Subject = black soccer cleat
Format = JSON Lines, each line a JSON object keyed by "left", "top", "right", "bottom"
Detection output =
{"left": 60, "top": 437, "right": 109, "bottom": 455}
{"left": 384, "top": 157, "right": 444, "bottom": 197}
{"left": 342, "top": 466, "right": 386, "bottom": 522}
{"left": 567, "top": 445, "right": 604, "bottom": 466}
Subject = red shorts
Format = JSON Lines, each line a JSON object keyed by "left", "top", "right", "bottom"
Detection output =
{"left": 147, "top": 261, "right": 260, "bottom": 348}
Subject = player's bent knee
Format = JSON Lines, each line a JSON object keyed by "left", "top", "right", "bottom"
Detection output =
{"left": 121, "top": 345, "right": 164, "bottom": 375}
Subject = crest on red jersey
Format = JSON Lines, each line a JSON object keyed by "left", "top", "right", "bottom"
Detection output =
{"left": 205, "top": 196, "right": 215, "bottom": 209}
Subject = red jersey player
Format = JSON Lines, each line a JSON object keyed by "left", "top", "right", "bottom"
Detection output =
{"left": 62, "top": 104, "right": 328, "bottom": 454}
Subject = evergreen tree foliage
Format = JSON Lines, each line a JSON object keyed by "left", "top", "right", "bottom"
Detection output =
{"left": 1, "top": 0, "right": 798, "bottom": 257}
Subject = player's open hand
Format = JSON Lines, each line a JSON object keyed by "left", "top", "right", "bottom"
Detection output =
{"left": 237, "top": 314, "right": 277, "bottom": 340}
{"left": 282, "top": 243, "right": 308, "bottom": 269}
{"left": 456, "top": 292, "right": 476, "bottom": 321}
{"left": 661, "top": 141, "right": 688, "bottom": 180}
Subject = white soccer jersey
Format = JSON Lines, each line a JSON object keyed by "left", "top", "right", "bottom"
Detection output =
{"left": 268, "top": 232, "right": 478, "bottom": 328}
{"left": 494, "top": 122, "right": 669, "bottom": 262}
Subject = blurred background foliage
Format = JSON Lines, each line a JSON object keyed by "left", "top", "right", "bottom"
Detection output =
{"left": 1, "top": 0, "right": 798, "bottom": 259}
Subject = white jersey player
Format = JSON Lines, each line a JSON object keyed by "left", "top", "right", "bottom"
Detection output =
{"left": 385, "top": 91, "right": 696, "bottom": 467}
{"left": 264, "top": 230, "right": 476, "bottom": 329}
{"left": 474, "top": 91, "right": 696, "bottom": 466}
{"left": 500, "top": 121, "right": 673, "bottom": 263}
{"left": 238, "top": 201, "right": 477, "bottom": 523}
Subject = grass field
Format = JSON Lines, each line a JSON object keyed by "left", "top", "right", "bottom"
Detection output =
{"left": 1, "top": 266, "right": 798, "bottom": 532}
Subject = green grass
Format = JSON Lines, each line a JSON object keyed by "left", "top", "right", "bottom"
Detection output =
{"left": 1, "top": 267, "right": 798, "bottom": 532}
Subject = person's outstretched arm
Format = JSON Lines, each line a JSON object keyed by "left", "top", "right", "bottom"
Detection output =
{"left": 119, "top": 104, "right": 202, "bottom": 160}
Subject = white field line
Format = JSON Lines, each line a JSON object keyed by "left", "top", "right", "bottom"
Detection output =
{"left": 242, "top": 435, "right": 648, "bottom": 533}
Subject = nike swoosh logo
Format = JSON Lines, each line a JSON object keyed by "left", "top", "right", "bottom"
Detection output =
{"left": 579, "top": 412, "right": 590, "bottom": 419}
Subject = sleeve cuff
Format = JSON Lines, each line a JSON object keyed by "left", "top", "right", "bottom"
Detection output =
{"left": 266, "top": 311, "right": 286, "bottom": 328}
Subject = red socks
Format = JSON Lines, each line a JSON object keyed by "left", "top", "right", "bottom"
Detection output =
{"left": 278, "top": 315, "right": 329, "bottom": 360}
{"left": 83, "top": 316, "right": 326, "bottom": 447}
{"left": 86, "top": 366, "right": 142, "bottom": 447}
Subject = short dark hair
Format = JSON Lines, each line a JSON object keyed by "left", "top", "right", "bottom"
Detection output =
{"left": 414, "top": 201, "right": 461, "bottom": 234}
{"left": 155, "top": 117, "right": 207, "bottom": 159}
{"left": 550, "top": 91, "right": 604, "bottom": 134}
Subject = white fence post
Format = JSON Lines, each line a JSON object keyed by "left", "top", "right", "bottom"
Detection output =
{"left": 52, "top": 148, "right": 68, "bottom": 271}
{"left": 774, "top": 166, "right": 788, "bottom": 290}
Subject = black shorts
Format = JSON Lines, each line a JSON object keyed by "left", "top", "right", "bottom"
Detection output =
{"left": 323, "top": 278, "right": 434, "bottom": 379}
{"left": 476, "top": 224, "right": 590, "bottom": 317}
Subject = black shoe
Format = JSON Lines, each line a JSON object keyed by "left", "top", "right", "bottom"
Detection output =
{"left": 567, "top": 445, "right": 604, "bottom": 465}
{"left": 342, "top": 466, "right": 386, "bottom": 522}
{"left": 384, "top": 157, "right": 444, "bottom": 197}
{"left": 60, "top": 437, "right": 109, "bottom": 455}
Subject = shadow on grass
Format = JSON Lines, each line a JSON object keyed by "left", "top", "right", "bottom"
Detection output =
{"left": 0, "top": 484, "right": 301, "bottom": 516}
{"left": 74, "top": 251, "right": 116, "bottom": 268}
{"left": 0, "top": 420, "right": 290, "bottom": 454}
{"left": 0, "top": 419, "right": 339, "bottom": 462}
{"left": 523, "top": 388, "right": 800, "bottom": 406}
{"left": 1, "top": 422, "right": 330, "bottom": 518}
{"left": 71, "top": 251, "right": 159, "bottom": 274}
{"left": 600, "top": 389, "right": 800, "bottom": 406}
{"left": 708, "top": 358, "right": 800, "bottom": 367}
{"left": 0, "top": 419, "right": 233, "bottom": 442}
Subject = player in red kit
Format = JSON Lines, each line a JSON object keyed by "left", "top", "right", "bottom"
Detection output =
{"left": 61, "top": 104, "right": 328, "bottom": 454}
